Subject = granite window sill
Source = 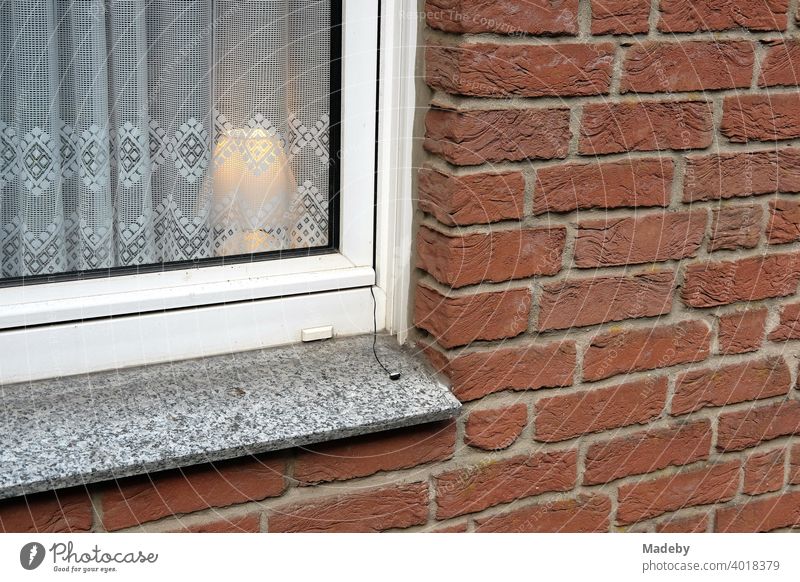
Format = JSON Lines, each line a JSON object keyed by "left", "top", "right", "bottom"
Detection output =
{"left": 0, "top": 335, "right": 460, "bottom": 500}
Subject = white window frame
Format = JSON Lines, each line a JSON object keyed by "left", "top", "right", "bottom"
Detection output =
{"left": 0, "top": 0, "right": 417, "bottom": 384}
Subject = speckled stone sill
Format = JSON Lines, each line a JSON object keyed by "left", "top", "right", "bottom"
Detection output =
{"left": 0, "top": 335, "right": 460, "bottom": 500}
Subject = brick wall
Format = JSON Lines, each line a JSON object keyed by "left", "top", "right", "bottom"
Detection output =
{"left": 415, "top": 0, "right": 800, "bottom": 533}
{"left": 4, "top": 0, "right": 800, "bottom": 533}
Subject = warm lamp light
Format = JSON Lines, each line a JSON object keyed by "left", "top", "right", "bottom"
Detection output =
{"left": 212, "top": 128, "right": 296, "bottom": 255}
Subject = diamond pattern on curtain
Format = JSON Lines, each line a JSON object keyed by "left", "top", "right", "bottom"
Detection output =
{"left": 0, "top": 0, "right": 331, "bottom": 279}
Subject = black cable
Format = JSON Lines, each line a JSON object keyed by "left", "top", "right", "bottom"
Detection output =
{"left": 370, "top": 286, "right": 400, "bottom": 380}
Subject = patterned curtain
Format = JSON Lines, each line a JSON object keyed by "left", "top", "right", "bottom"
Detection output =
{"left": 0, "top": 0, "right": 331, "bottom": 279}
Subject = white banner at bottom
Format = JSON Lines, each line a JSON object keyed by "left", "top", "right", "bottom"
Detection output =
{"left": 0, "top": 533, "right": 797, "bottom": 581}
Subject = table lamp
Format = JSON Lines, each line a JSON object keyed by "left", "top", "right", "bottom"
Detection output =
{"left": 212, "top": 127, "right": 296, "bottom": 255}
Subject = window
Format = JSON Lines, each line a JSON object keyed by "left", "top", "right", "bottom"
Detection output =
{"left": 0, "top": 0, "right": 416, "bottom": 383}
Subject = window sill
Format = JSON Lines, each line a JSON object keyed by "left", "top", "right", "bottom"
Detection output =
{"left": 0, "top": 335, "right": 460, "bottom": 500}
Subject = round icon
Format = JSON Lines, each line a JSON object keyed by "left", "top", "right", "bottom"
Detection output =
{"left": 20, "top": 542, "right": 46, "bottom": 570}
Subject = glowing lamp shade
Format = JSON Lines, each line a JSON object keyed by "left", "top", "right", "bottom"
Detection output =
{"left": 212, "top": 128, "right": 296, "bottom": 255}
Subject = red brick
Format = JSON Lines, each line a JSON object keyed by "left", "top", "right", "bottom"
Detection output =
{"left": 418, "top": 167, "right": 525, "bottom": 226}
{"left": 709, "top": 205, "right": 762, "bottom": 252}
{"left": 181, "top": 514, "right": 260, "bottom": 533}
{"left": 790, "top": 444, "right": 800, "bottom": 484}
{"left": 269, "top": 483, "right": 429, "bottom": 533}
{"left": 579, "top": 100, "right": 713, "bottom": 155}
{"left": 617, "top": 461, "right": 741, "bottom": 525}
{"left": 759, "top": 40, "right": 800, "bottom": 87}
{"left": 422, "top": 341, "right": 576, "bottom": 402}
{"left": 0, "top": 487, "right": 93, "bottom": 533}
{"left": 768, "top": 199, "right": 800, "bottom": 244}
{"left": 655, "top": 513, "right": 710, "bottom": 533}
{"left": 718, "top": 308, "right": 768, "bottom": 354}
{"left": 591, "top": 0, "right": 650, "bottom": 34}
{"left": 743, "top": 448, "right": 785, "bottom": 495}
{"left": 574, "top": 211, "right": 706, "bottom": 268}
{"left": 475, "top": 494, "right": 611, "bottom": 532}
{"left": 432, "top": 522, "right": 469, "bottom": 533}
{"left": 684, "top": 148, "right": 800, "bottom": 202}
{"left": 424, "top": 0, "right": 579, "bottom": 35}
{"left": 425, "top": 107, "right": 570, "bottom": 166}
{"left": 672, "top": 357, "right": 791, "bottom": 415}
{"left": 768, "top": 302, "right": 800, "bottom": 341}
{"left": 584, "top": 420, "right": 712, "bottom": 485}
{"left": 534, "top": 158, "right": 673, "bottom": 215}
{"left": 534, "top": 376, "right": 667, "bottom": 442}
{"left": 427, "top": 42, "right": 614, "bottom": 98}
{"left": 659, "top": 0, "right": 788, "bottom": 32}
{"left": 417, "top": 226, "right": 565, "bottom": 288}
{"left": 465, "top": 404, "right": 527, "bottom": 450}
{"left": 722, "top": 93, "right": 800, "bottom": 143}
{"left": 435, "top": 450, "right": 576, "bottom": 519}
{"left": 682, "top": 253, "right": 800, "bottom": 308}
{"left": 414, "top": 284, "right": 531, "bottom": 349}
{"left": 538, "top": 271, "right": 674, "bottom": 331}
{"left": 621, "top": 41, "right": 754, "bottom": 93}
{"left": 101, "top": 455, "right": 286, "bottom": 531}
{"left": 294, "top": 421, "right": 456, "bottom": 485}
{"left": 716, "top": 491, "right": 800, "bottom": 532}
{"left": 583, "top": 321, "right": 711, "bottom": 382}
{"left": 717, "top": 400, "right": 800, "bottom": 452}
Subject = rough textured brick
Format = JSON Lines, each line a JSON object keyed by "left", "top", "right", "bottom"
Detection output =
{"left": 659, "top": 0, "right": 788, "bottom": 32}
{"left": 101, "top": 455, "right": 286, "bottom": 531}
{"left": 574, "top": 211, "right": 706, "bottom": 268}
{"left": 768, "top": 302, "right": 800, "bottom": 341}
{"left": 617, "top": 461, "right": 741, "bottom": 525}
{"left": 0, "top": 487, "right": 93, "bottom": 533}
{"left": 422, "top": 341, "right": 576, "bottom": 402}
{"left": 538, "top": 271, "right": 674, "bottom": 331}
{"left": 418, "top": 167, "right": 525, "bottom": 226}
{"left": 672, "top": 357, "right": 791, "bottom": 415}
{"left": 718, "top": 308, "right": 768, "bottom": 354}
{"left": 584, "top": 420, "right": 712, "bottom": 485}
{"left": 768, "top": 199, "right": 800, "bottom": 244}
{"left": 682, "top": 253, "right": 800, "bottom": 308}
{"left": 722, "top": 93, "right": 800, "bottom": 142}
{"left": 417, "top": 225, "right": 565, "bottom": 288}
{"left": 269, "top": 483, "right": 428, "bottom": 533}
{"left": 743, "top": 448, "right": 785, "bottom": 495}
{"left": 425, "top": 107, "right": 570, "bottom": 166}
{"left": 294, "top": 421, "right": 456, "bottom": 485}
{"left": 717, "top": 400, "right": 800, "bottom": 452}
{"left": 716, "top": 491, "right": 800, "bottom": 532}
{"left": 534, "top": 376, "right": 667, "bottom": 442}
{"left": 621, "top": 41, "right": 754, "bottom": 93}
{"left": 435, "top": 450, "right": 576, "bottom": 519}
{"left": 591, "top": 0, "right": 650, "bottom": 34}
{"left": 427, "top": 42, "right": 614, "bottom": 98}
{"left": 475, "top": 494, "right": 611, "bottom": 532}
{"left": 534, "top": 158, "right": 673, "bottom": 215}
{"left": 580, "top": 101, "right": 713, "bottom": 155}
{"left": 709, "top": 205, "right": 762, "bottom": 251}
{"left": 760, "top": 40, "right": 800, "bottom": 87}
{"left": 791, "top": 444, "right": 800, "bottom": 484}
{"left": 414, "top": 284, "right": 531, "bottom": 349}
{"left": 424, "top": 0, "right": 579, "bottom": 35}
{"left": 181, "top": 514, "right": 260, "bottom": 533}
{"left": 465, "top": 403, "right": 527, "bottom": 450}
{"left": 655, "top": 513, "right": 709, "bottom": 533}
{"left": 583, "top": 321, "right": 711, "bottom": 382}
{"left": 432, "top": 522, "right": 469, "bottom": 533}
{"left": 683, "top": 149, "right": 800, "bottom": 201}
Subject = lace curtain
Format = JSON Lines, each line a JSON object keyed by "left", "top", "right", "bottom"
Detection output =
{"left": 0, "top": 0, "right": 331, "bottom": 279}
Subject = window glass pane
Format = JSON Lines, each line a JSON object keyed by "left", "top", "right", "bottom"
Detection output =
{"left": 0, "top": 0, "right": 334, "bottom": 283}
